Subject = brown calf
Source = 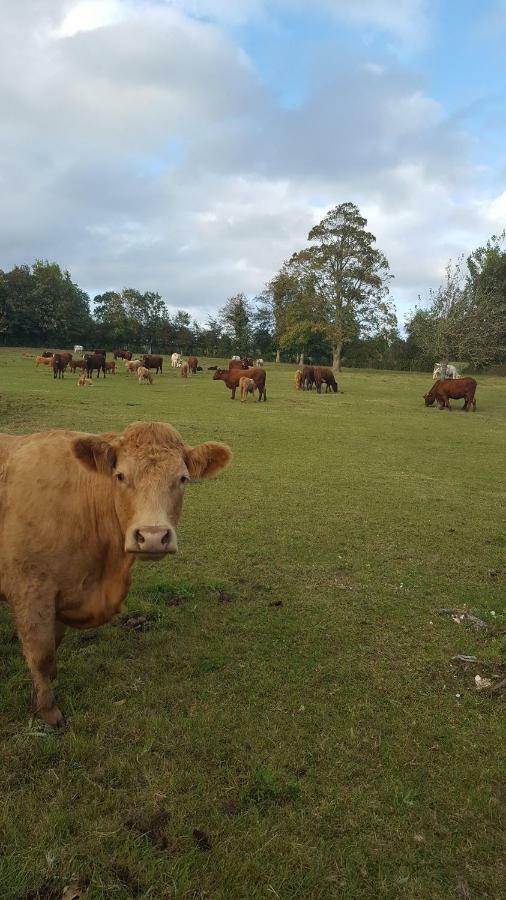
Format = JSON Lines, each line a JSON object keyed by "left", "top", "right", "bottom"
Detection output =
{"left": 137, "top": 366, "right": 153, "bottom": 384}
{"left": 105, "top": 361, "right": 116, "bottom": 375}
{"left": 239, "top": 376, "right": 256, "bottom": 402}
{"left": 181, "top": 363, "right": 189, "bottom": 377}
{"left": 294, "top": 371, "right": 303, "bottom": 390}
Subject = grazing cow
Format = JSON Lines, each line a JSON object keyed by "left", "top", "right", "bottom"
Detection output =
{"left": 301, "top": 365, "right": 315, "bottom": 391}
{"left": 105, "top": 361, "right": 116, "bottom": 376}
{"left": 171, "top": 352, "right": 182, "bottom": 368}
{"left": 70, "top": 359, "right": 86, "bottom": 373}
{"left": 208, "top": 365, "right": 218, "bottom": 371}
{"left": 228, "top": 358, "right": 250, "bottom": 370}
{"left": 142, "top": 355, "right": 163, "bottom": 374}
{"left": 294, "top": 371, "right": 303, "bottom": 390}
{"left": 213, "top": 366, "right": 267, "bottom": 402}
{"left": 36, "top": 356, "right": 53, "bottom": 367}
{"left": 239, "top": 376, "right": 256, "bottom": 402}
{"left": 137, "top": 366, "right": 153, "bottom": 384}
{"left": 86, "top": 353, "right": 106, "bottom": 379}
{"left": 181, "top": 363, "right": 189, "bottom": 378}
{"left": 74, "top": 345, "right": 84, "bottom": 355}
{"left": 114, "top": 350, "right": 132, "bottom": 361}
{"left": 188, "top": 355, "right": 198, "bottom": 374}
{"left": 424, "top": 378, "right": 477, "bottom": 411}
{"left": 125, "top": 359, "right": 142, "bottom": 375}
{"left": 52, "top": 354, "right": 65, "bottom": 379}
{"left": 255, "top": 359, "right": 264, "bottom": 367}
{"left": 0, "top": 421, "right": 231, "bottom": 724}
{"left": 314, "top": 366, "right": 338, "bottom": 394}
{"left": 77, "top": 375, "right": 93, "bottom": 387}
{"left": 196, "top": 366, "right": 203, "bottom": 372}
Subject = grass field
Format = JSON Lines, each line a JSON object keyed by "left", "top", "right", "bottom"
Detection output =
{"left": 0, "top": 349, "right": 504, "bottom": 900}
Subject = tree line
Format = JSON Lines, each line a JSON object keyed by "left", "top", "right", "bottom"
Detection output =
{"left": 1, "top": 203, "right": 504, "bottom": 370}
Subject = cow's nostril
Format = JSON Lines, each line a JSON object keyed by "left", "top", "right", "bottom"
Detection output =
{"left": 161, "top": 529, "right": 172, "bottom": 546}
{"left": 135, "top": 529, "right": 145, "bottom": 545}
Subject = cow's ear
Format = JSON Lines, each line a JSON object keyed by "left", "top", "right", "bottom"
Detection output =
{"left": 184, "top": 442, "right": 232, "bottom": 480}
{"left": 72, "top": 436, "right": 117, "bottom": 475}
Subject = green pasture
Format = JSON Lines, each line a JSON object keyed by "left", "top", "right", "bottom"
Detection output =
{"left": 0, "top": 349, "right": 504, "bottom": 900}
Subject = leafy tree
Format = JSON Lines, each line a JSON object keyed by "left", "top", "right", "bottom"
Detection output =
{"left": 409, "top": 256, "right": 506, "bottom": 373}
{"left": 274, "top": 203, "right": 395, "bottom": 370}
{"left": 219, "top": 293, "right": 253, "bottom": 355}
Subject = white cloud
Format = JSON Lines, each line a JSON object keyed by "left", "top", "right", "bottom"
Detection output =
{"left": 0, "top": 0, "right": 503, "bottom": 325}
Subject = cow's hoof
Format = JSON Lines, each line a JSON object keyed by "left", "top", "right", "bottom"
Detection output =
{"left": 39, "top": 704, "right": 65, "bottom": 727}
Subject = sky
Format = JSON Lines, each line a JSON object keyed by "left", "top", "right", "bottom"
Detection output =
{"left": 1, "top": 0, "right": 505, "bottom": 325}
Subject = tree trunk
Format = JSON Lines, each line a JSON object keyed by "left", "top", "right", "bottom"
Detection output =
{"left": 275, "top": 348, "right": 280, "bottom": 363}
{"left": 332, "top": 342, "right": 343, "bottom": 372}
{"left": 298, "top": 351, "right": 304, "bottom": 365}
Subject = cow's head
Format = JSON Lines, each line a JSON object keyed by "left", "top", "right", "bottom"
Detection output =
{"left": 72, "top": 422, "right": 231, "bottom": 559}
{"left": 424, "top": 392, "right": 435, "bottom": 406}
{"left": 212, "top": 369, "right": 225, "bottom": 380}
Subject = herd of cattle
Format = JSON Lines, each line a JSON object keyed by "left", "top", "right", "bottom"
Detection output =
{"left": 29, "top": 348, "right": 479, "bottom": 410}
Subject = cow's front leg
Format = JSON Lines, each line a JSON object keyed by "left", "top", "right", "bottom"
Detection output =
{"left": 231, "top": 386, "right": 236, "bottom": 399}
{"left": 14, "top": 590, "right": 64, "bottom": 726}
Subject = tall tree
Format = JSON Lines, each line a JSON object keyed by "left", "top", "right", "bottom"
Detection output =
{"left": 219, "top": 293, "right": 252, "bottom": 355}
{"left": 276, "top": 203, "right": 395, "bottom": 370}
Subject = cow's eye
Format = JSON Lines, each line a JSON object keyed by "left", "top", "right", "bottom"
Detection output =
{"left": 180, "top": 474, "right": 190, "bottom": 485}
{"left": 115, "top": 472, "right": 125, "bottom": 482}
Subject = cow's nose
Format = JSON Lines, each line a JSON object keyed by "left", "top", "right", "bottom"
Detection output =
{"left": 134, "top": 526, "right": 178, "bottom": 554}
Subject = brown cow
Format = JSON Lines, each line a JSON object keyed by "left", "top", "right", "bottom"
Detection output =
{"left": 142, "top": 355, "right": 163, "bottom": 374}
{"left": 86, "top": 353, "right": 106, "bottom": 379}
{"left": 239, "top": 376, "right": 256, "bottom": 402}
{"left": 181, "top": 363, "right": 189, "bottom": 378}
{"left": 114, "top": 350, "right": 132, "bottom": 360}
{"left": 58, "top": 352, "right": 72, "bottom": 369}
{"left": 41, "top": 351, "right": 55, "bottom": 358}
{"left": 125, "top": 359, "right": 142, "bottom": 374}
{"left": 36, "top": 356, "right": 53, "bottom": 367}
{"left": 424, "top": 378, "right": 477, "bottom": 411}
{"left": 105, "top": 361, "right": 116, "bottom": 375}
{"left": 294, "top": 371, "right": 303, "bottom": 390}
{"left": 188, "top": 356, "right": 198, "bottom": 374}
{"left": 70, "top": 359, "right": 86, "bottom": 373}
{"left": 301, "top": 365, "right": 315, "bottom": 390}
{"left": 314, "top": 366, "right": 338, "bottom": 394}
{"left": 228, "top": 358, "right": 251, "bottom": 370}
{"left": 0, "top": 421, "right": 231, "bottom": 725}
{"left": 213, "top": 367, "right": 267, "bottom": 402}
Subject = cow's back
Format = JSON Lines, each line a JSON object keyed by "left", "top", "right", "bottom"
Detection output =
{"left": 0, "top": 431, "right": 121, "bottom": 600}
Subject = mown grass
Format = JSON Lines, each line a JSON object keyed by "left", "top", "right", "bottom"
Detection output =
{"left": 0, "top": 349, "right": 504, "bottom": 900}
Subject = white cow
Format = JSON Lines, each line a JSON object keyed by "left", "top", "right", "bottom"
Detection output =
{"left": 231, "top": 355, "right": 241, "bottom": 361}
{"left": 74, "top": 345, "right": 84, "bottom": 355}
{"left": 171, "top": 352, "right": 182, "bottom": 368}
{"left": 255, "top": 358, "right": 264, "bottom": 367}
{"left": 433, "top": 363, "right": 459, "bottom": 380}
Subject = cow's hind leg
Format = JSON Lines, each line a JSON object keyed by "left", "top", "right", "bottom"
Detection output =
{"left": 14, "top": 588, "right": 64, "bottom": 726}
